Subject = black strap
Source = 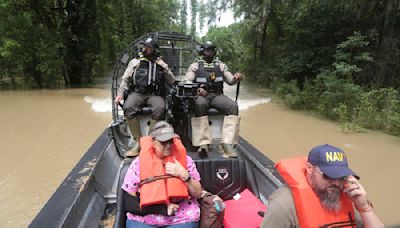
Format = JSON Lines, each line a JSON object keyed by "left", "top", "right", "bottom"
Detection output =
{"left": 124, "top": 193, "right": 168, "bottom": 216}
{"left": 318, "top": 212, "right": 356, "bottom": 228}
{"left": 139, "top": 174, "right": 174, "bottom": 187}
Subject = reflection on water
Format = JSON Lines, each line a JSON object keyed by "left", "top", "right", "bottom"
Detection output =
{"left": 0, "top": 84, "right": 399, "bottom": 226}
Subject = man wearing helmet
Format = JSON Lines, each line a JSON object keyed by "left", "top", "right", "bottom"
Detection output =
{"left": 115, "top": 37, "right": 176, "bottom": 157}
{"left": 185, "top": 41, "right": 244, "bottom": 158}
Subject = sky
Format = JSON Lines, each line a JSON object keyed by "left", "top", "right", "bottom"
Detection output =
{"left": 215, "top": 9, "right": 236, "bottom": 27}
{"left": 192, "top": 7, "right": 238, "bottom": 36}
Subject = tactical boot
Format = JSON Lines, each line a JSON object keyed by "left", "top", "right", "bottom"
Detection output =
{"left": 126, "top": 118, "right": 141, "bottom": 157}
{"left": 198, "top": 145, "right": 208, "bottom": 159}
{"left": 222, "top": 143, "right": 238, "bottom": 158}
{"left": 191, "top": 116, "right": 211, "bottom": 159}
{"left": 221, "top": 115, "right": 240, "bottom": 158}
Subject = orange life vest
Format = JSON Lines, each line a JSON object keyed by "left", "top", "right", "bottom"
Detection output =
{"left": 276, "top": 157, "right": 356, "bottom": 228}
{"left": 139, "top": 136, "right": 189, "bottom": 208}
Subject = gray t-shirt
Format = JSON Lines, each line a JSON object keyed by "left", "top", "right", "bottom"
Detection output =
{"left": 260, "top": 185, "right": 363, "bottom": 228}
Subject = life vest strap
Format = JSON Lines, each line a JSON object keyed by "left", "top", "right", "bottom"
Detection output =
{"left": 139, "top": 174, "right": 174, "bottom": 187}
{"left": 319, "top": 212, "right": 356, "bottom": 228}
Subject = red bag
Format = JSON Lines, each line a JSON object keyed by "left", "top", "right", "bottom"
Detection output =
{"left": 223, "top": 189, "right": 266, "bottom": 228}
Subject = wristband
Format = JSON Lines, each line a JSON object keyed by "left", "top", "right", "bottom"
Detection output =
{"left": 356, "top": 200, "right": 373, "bottom": 213}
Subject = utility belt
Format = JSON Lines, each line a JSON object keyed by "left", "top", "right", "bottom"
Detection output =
{"left": 127, "top": 84, "right": 164, "bottom": 97}
{"left": 200, "top": 82, "right": 223, "bottom": 94}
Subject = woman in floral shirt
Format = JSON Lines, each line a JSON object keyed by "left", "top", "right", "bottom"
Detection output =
{"left": 122, "top": 121, "right": 203, "bottom": 228}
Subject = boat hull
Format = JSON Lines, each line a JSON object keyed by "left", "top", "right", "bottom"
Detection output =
{"left": 29, "top": 122, "right": 282, "bottom": 228}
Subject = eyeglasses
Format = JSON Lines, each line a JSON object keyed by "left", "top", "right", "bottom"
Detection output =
{"left": 315, "top": 168, "right": 345, "bottom": 181}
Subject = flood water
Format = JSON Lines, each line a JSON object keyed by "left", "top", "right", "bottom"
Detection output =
{"left": 0, "top": 84, "right": 399, "bottom": 227}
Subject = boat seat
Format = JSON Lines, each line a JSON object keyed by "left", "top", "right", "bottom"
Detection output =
{"left": 115, "top": 158, "right": 246, "bottom": 228}
{"left": 194, "top": 158, "right": 247, "bottom": 200}
{"left": 136, "top": 107, "right": 153, "bottom": 136}
{"left": 207, "top": 107, "right": 222, "bottom": 116}
{"left": 136, "top": 106, "right": 152, "bottom": 115}
{"left": 114, "top": 159, "right": 131, "bottom": 228}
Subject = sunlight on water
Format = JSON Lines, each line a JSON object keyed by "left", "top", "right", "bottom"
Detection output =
{"left": 84, "top": 96, "right": 112, "bottom": 113}
{"left": 238, "top": 98, "right": 271, "bottom": 111}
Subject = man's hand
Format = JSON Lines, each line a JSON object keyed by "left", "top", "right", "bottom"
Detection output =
{"left": 344, "top": 176, "right": 369, "bottom": 209}
{"left": 155, "top": 58, "right": 168, "bottom": 69}
{"left": 197, "top": 88, "right": 208, "bottom": 97}
{"left": 165, "top": 157, "right": 189, "bottom": 181}
{"left": 167, "top": 203, "right": 179, "bottom": 215}
{"left": 114, "top": 95, "right": 124, "bottom": 104}
{"left": 234, "top": 72, "right": 244, "bottom": 81}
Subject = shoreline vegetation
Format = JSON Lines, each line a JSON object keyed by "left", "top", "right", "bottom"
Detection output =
{"left": 271, "top": 81, "right": 400, "bottom": 136}
{"left": 262, "top": 31, "right": 400, "bottom": 136}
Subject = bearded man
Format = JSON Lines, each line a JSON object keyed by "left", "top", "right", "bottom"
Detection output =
{"left": 260, "top": 144, "right": 384, "bottom": 228}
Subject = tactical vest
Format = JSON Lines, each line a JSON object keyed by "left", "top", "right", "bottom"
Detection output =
{"left": 131, "top": 58, "right": 165, "bottom": 96}
{"left": 194, "top": 60, "right": 224, "bottom": 94}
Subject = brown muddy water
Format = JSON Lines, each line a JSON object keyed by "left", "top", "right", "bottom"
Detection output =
{"left": 0, "top": 84, "right": 399, "bottom": 227}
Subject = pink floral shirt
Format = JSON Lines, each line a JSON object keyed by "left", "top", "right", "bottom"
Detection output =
{"left": 122, "top": 156, "right": 201, "bottom": 226}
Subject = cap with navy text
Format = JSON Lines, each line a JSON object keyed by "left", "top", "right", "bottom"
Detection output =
{"left": 308, "top": 144, "right": 359, "bottom": 179}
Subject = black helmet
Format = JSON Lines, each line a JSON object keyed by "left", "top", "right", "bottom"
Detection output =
{"left": 199, "top": 41, "right": 216, "bottom": 55}
{"left": 140, "top": 37, "right": 159, "bottom": 49}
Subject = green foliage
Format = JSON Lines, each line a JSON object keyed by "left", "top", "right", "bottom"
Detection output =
{"left": 0, "top": 0, "right": 182, "bottom": 89}
{"left": 271, "top": 30, "right": 400, "bottom": 135}
{"left": 274, "top": 80, "right": 304, "bottom": 109}
{"left": 274, "top": 72, "right": 400, "bottom": 135}
{"left": 314, "top": 72, "right": 363, "bottom": 120}
{"left": 203, "top": 24, "right": 243, "bottom": 72}
{"left": 190, "top": 0, "right": 197, "bottom": 36}
{"left": 180, "top": 0, "right": 188, "bottom": 34}
{"left": 353, "top": 88, "right": 400, "bottom": 135}
{"left": 332, "top": 32, "right": 373, "bottom": 78}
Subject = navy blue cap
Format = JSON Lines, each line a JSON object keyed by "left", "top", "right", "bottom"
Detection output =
{"left": 308, "top": 144, "right": 359, "bottom": 179}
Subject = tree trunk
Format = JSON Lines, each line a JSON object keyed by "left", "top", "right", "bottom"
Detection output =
{"left": 7, "top": 66, "right": 17, "bottom": 89}
{"left": 260, "top": 12, "right": 271, "bottom": 58}
{"left": 254, "top": 37, "right": 258, "bottom": 76}
{"left": 63, "top": 66, "right": 69, "bottom": 88}
{"left": 374, "top": 0, "right": 399, "bottom": 87}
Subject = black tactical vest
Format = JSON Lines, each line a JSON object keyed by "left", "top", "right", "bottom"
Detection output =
{"left": 194, "top": 60, "right": 224, "bottom": 94}
{"left": 132, "top": 58, "right": 165, "bottom": 96}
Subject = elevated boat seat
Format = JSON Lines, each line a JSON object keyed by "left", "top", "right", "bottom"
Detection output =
{"left": 136, "top": 106, "right": 152, "bottom": 115}
{"left": 207, "top": 107, "right": 222, "bottom": 116}
{"left": 194, "top": 158, "right": 247, "bottom": 200}
{"left": 135, "top": 106, "right": 153, "bottom": 136}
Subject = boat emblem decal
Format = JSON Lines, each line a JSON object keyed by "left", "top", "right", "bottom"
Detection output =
{"left": 216, "top": 168, "right": 229, "bottom": 181}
